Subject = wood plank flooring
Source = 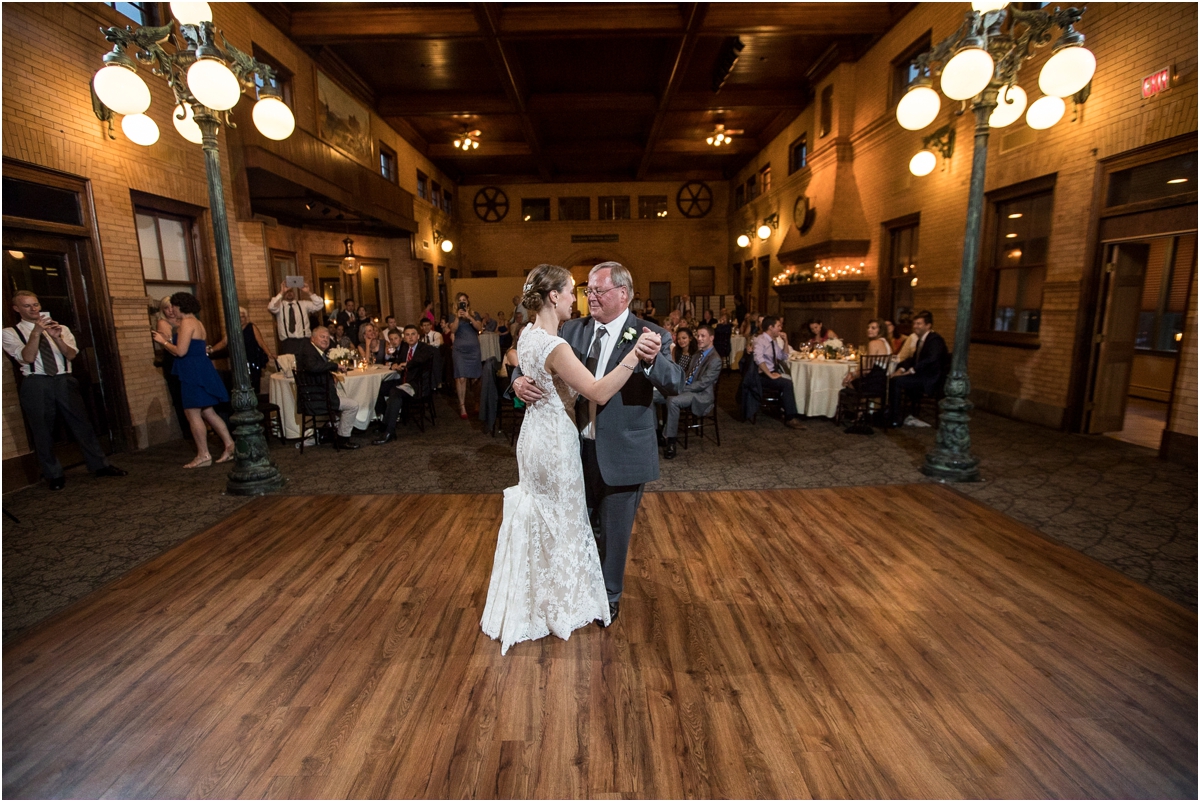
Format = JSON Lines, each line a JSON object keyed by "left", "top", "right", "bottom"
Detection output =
{"left": 4, "top": 486, "right": 1196, "bottom": 799}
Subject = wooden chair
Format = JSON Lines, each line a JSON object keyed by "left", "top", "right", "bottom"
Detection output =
{"left": 835, "top": 354, "right": 891, "bottom": 432}
{"left": 402, "top": 388, "right": 438, "bottom": 432}
{"left": 257, "top": 396, "right": 285, "bottom": 446}
{"left": 294, "top": 370, "right": 339, "bottom": 453}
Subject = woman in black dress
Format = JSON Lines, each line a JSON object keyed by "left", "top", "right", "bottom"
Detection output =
{"left": 213, "top": 306, "right": 273, "bottom": 395}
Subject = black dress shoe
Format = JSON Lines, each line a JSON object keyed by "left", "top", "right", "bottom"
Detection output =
{"left": 372, "top": 432, "right": 396, "bottom": 446}
{"left": 663, "top": 441, "right": 677, "bottom": 459}
{"left": 334, "top": 436, "right": 361, "bottom": 451}
{"left": 656, "top": 430, "right": 667, "bottom": 448}
{"left": 607, "top": 601, "right": 619, "bottom": 625}
{"left": 93, "top": 465, "right": 127, "bottom": 478}
{"left": 48, "top": 476, "right": 66, "bottom": 491}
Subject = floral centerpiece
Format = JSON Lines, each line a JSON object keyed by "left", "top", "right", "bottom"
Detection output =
{"left": 327, "top": 346, "right": 355, "bottom": 369}
{"left": 823, "top": 337, "right": 844, "bottom": 360}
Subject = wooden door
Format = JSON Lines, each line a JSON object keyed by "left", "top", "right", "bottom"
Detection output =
{"left": 1087, "top": 242, "right": 1150, "bottom": 433}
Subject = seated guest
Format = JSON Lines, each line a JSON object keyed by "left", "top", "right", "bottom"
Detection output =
{"left": 659, "top": 324, "right": 722, "bottom": 458}
{"left": 419, "top": 318, "right": 443, "bottom": 347}
{"left": 888, "top": 310, "right": 947, "bottom": 425}
{"left": 357, "top": 323, "right": 384, "bottom": 365}
{"left": 481, "top": 311, "right": 498, "bottom": 332}
{"left": 268, "top": 281, "right": 324, "bottom": 356}
{"left": 4, "top": 290, "right": 128, "bottom": 488}
{"left": 643, "top": 299, "right": 658, "bottom": 324}
{"left": 741, "top": 313, "right": 762, "bottom": 339}
{"left": 671, "top": 327, "right": 698, "bottom": 375}
{"left": 295, "top": 326, "right": 361, "bottom": 450}
{"left": 332, "top": 323, "right": 353, "bottom": 350}
{"left": 381, "top": 329, "right": 405, "bottom": 365}
{"left": 885, "top": 319, "right": 907, "bottom": 355}
{"left": 841, "top": 319, "right": 892, "bottom": 389}
{"left": 805, "top": 318, "right": 838, "bottom": 344}
{"left": 753, "top": 316, "right": 805, "bottom": 429}
{"left": 714, "top": 310, "right": 734, "bottom": 366}
{"left": 373, "top": 325, "right": 437, "bottom": 445}
{"left": 665, "top": 309, "right": 682, "bottom": 334}
{"left": 381, "top": 315, "right": 402, "bottom": 343}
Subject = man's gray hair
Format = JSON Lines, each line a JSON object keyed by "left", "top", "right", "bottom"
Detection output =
{"left": 590, "top": 261, "right": 632, "bottom": 293}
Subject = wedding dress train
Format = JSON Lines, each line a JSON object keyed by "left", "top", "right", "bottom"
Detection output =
{"left": 481, "top": 326, "right": 610, "bottom": 654}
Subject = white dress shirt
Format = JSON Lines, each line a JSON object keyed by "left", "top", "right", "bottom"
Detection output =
{"left": 268, "top": 291, "right": 324, "bottom": 340}
{"left": 2, "top": 320, "right": 75, "bottom": 376}
{"left": 581, "top": 308, "right": 630, "bottom": 440}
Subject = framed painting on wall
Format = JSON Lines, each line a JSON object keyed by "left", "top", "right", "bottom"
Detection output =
{"left": 316, "top": 70, "right": 372, "bottom": 168}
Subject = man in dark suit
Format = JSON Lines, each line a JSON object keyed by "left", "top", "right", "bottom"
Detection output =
{"left": 659, "top": 323, "right": 722, "bottom": 459}
{"left": 888, "top": 309, "right": 948, "bottom": 425}
{"left": 373, "top": 325, "right": 437, "bottom": 445}
{"left": 295, "top": 326, "right": 361, "bottom": 450}
{"left": 513, "top": 262, "right": 683, "bottom": 625}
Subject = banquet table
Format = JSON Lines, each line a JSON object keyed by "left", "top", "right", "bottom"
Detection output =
{"left": 479, "top": 331, "right": 502, "bottom": 363}
{"left": 729, "top": 334, "right": 746, "bottom": 369}
{"left": 786, "top": 357, "right": 857, "bottom": 418}
{"left": 269, "top": 365, "right": 391, "bottom": 439}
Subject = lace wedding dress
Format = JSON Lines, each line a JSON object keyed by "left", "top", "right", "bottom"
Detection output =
{"left": 481, "top": 326, "right": 610, "bottom": 654}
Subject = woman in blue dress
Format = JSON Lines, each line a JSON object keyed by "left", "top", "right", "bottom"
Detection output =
{"left": 151, "top": 292, "right": 235, "bottom": 468}
{"left": 450, "top": 291, "right": 484, "bottom": 419}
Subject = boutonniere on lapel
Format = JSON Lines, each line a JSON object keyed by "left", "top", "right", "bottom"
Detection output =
{"left": 621, "top": 326, "right": 637, "bottom": 344}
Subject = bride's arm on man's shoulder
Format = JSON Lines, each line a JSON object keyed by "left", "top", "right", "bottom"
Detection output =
{"left": 546, "top": 340, "right": 640, "bottom": 405}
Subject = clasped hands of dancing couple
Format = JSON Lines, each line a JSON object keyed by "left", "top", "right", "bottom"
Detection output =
{"left": 480, "top": 262, "right": 684, "bottom": 655}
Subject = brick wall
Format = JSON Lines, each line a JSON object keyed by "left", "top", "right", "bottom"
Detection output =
{"left": 2, "top": 2, "right": 451, "bottom": 461}
{"left": 730, "top": 2, "right": 1198, "bottom": 433}
{"left": 1169, "top": 273, "right": 1198, "bottom": 437}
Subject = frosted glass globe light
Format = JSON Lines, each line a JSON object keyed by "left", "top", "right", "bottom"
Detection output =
{"left": 909, "top": 149, "right": 937, "bottom": 176}
{"left": 941, "top": 47, "right": 994, "bottom": 101}
{"left": 170, "top": 1, "right": 212, "bottom": 25}
{"left": 187, "top": 58, "right": 241, "bottom": 111}
{"left": 1038, "top": 45, "right": 1096, "bottom": 97}
{"left": 172, "top": 103, "right": 203, "bottom": 144}
{"left": 121, "top": 113, "right": 160, "bottom": 146}
{"left": 896, "top": 85, "right": 941, "bottom": 130}
{"left": 736, "top": 233, "right": 751, "bottom": 248}
{"left": 92, "top": 64, "right": 152, "bottom": 115}
{"left": 1026, "top": 95, "right": 1065, "bottom": 129}
{"left": 757, "top": 224, "right": 772, "bottom": 240}
{"left": 988, "top": 84, "right": 1028, "bottom": 128}
{"left": 971, "top": 1, "right": 1009, "bottom": 13}
{"left": 440, "top": 239, "right": 454, "bottom": 253}
{"left": 252, "top": 96, "right": 295, "bottom": 140}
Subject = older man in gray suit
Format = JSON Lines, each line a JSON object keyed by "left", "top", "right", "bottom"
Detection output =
{"left": 513, "top": 262, "right": 683, "bottom": 625}
{"left": 658, "top": 323, "right": 722, "bottom": 459}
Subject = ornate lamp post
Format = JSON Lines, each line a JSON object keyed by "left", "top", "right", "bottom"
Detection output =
{"left": 895, "top": 1, "right": 1095, "bottom": 482}
{"left": 92, "top": 1, "right": 294, "bottom": 494}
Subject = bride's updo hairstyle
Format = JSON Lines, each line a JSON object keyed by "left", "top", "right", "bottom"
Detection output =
{"left": 522, "top": 264, "right": 573, "bottom": 312}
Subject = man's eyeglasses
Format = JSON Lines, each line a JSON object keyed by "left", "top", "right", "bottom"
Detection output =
{"left": 583, "top": 286, "right": 622, "bottom": 300}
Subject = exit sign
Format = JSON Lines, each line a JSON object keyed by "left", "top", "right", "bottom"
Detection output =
{"left": 1142, "top": 67, "right": 1173, "bottom": 98}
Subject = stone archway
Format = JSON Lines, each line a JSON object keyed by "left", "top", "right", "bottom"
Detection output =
{"left": 557, "top": 246, "right": 635, "bottom": 285}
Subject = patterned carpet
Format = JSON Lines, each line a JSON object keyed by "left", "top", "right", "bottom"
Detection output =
{"left": 4, "top": 379, "right": 1195, "bottom": 641}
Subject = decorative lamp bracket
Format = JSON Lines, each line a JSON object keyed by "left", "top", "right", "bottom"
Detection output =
{"left": 923, "top": 124, "right": 956, "bottom": 163}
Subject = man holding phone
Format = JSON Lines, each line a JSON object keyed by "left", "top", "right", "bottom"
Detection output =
{"left": 2, "top": 290, "right": 127, "bottom": 490}
{"left": 268, "top": 277, "right": 325, "bottom": 356}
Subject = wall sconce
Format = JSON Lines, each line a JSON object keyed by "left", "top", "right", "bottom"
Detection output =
{"left": 757, "top": 212, "right": 779, "bottom": 240}
{"left": 434, "top": 230, "right": 453, "bottom": 253}
{"left": 909, "top": 124, "right": 956, "bottom": 176}
{"left": 736, "top": 228, "right": 754, "bottom": 248}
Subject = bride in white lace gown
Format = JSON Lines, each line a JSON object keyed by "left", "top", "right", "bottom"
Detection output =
{"left": 481, "top": 265, "right": 655, "bottom": 654}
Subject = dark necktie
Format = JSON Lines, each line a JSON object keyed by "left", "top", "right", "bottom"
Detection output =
{"left": 404, "top": 346, "right": 415, "bottom": 381}
{"left": 287, "top": 303, "right": 297, "bottom": 336}
{"left": 915, "top": 335, "right": 924, "bottom": 366}
{"left": 585, "top": 327, "right": 607, "bottom": 374}
{"left": 39, "top": 332, "right": 58, "bottom": 376}
{"left": 687, "top": 349, "right": 707, "bottom": 386}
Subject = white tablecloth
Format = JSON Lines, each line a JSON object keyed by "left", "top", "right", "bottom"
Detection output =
{"left": 786, "top": 358, "right": 856, "bottom": 418}
{"left": 729, "top": 334, "right": 746, "bottom": 369}
{"left": 269, "top": 366, "right": 390, "bottom": 439}
{"left": 479, "top": 331, "right": 502, "bottom": 363}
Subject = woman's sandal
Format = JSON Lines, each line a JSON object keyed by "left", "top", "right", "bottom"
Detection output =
{"left": 184, "top": 455, "right": 212, "bottom": 469}
{"left": 215, "top": 446, "right": 235, "bottom": 464}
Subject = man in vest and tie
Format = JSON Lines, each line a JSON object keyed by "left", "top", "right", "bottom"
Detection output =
{"left": 373, "top": 325, "right": 437, "bottom": 445}
{"left": 2, "top": 290, "right": 126, "bottom": 490}
{"left": 658, "top": 323, "right": 724, "bottom": 458}
{"left": 268, "top": 280, "right": 325, "bottom": 356}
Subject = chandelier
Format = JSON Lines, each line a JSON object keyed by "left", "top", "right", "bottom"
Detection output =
{"left": 453, "top": 130, "right": 481, "bottom": 150}
{"left": 706, "top": 124, "right": 742, "bottom": 146}
{"left": 340, "top": 236, "right": 360, "bottom": 275}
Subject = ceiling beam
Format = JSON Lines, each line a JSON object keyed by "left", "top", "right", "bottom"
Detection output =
{"left": 672, "top": 89, "right": 810, "bottom": 111}
{"left": 497, "top": 3, "right": 685, "bottom": 35}
{"left": 377, "top": 94, "right": 514, "bottom": 116}
{"left": 700, "top": 3, "right": 910, "bottom": 35}
{"left": 527, "top": 93, "right": 660, "bottom": 115}
{"left": 286, "top": 4, "right": 480, "bottom": 43}
{"left": 637, "top": 3, "right": 707, "bottom": 180}
{"left": 472, "top": 3, "right": 551, "bottom": 181}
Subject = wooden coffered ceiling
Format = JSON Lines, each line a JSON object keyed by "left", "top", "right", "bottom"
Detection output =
{"left": 253, "top": 2, "right": 914, "bottom": 184}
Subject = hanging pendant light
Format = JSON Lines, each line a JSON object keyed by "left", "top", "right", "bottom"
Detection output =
{"left": 340, "top": 236, "right": 361, "bottom": 275}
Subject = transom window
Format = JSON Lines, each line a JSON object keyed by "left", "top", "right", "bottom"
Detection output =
{"left": 598, "top": 196, "right": 630, "bottom": 220}
{"left": 559, "top": 197, "right": 590, "bottom": 221}
{"left": 637, "top": 196, "right": 667, "bottom": 219}
{"left": 522, "top": 198, "right": 551, "bottom": 222}
{"left": 135, "top": 209, "right": 197, "bottom": 299}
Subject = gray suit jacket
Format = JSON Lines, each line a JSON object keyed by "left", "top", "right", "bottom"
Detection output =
{"left": 562, "top": 314, "right": 683, "bottom": 486}
{"left": 678, "top": 349, "right": 722, "bottom": 415}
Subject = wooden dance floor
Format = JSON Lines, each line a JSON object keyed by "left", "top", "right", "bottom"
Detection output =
{"left": 4, "top": 486, "right": 1196, "bottom": 798}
